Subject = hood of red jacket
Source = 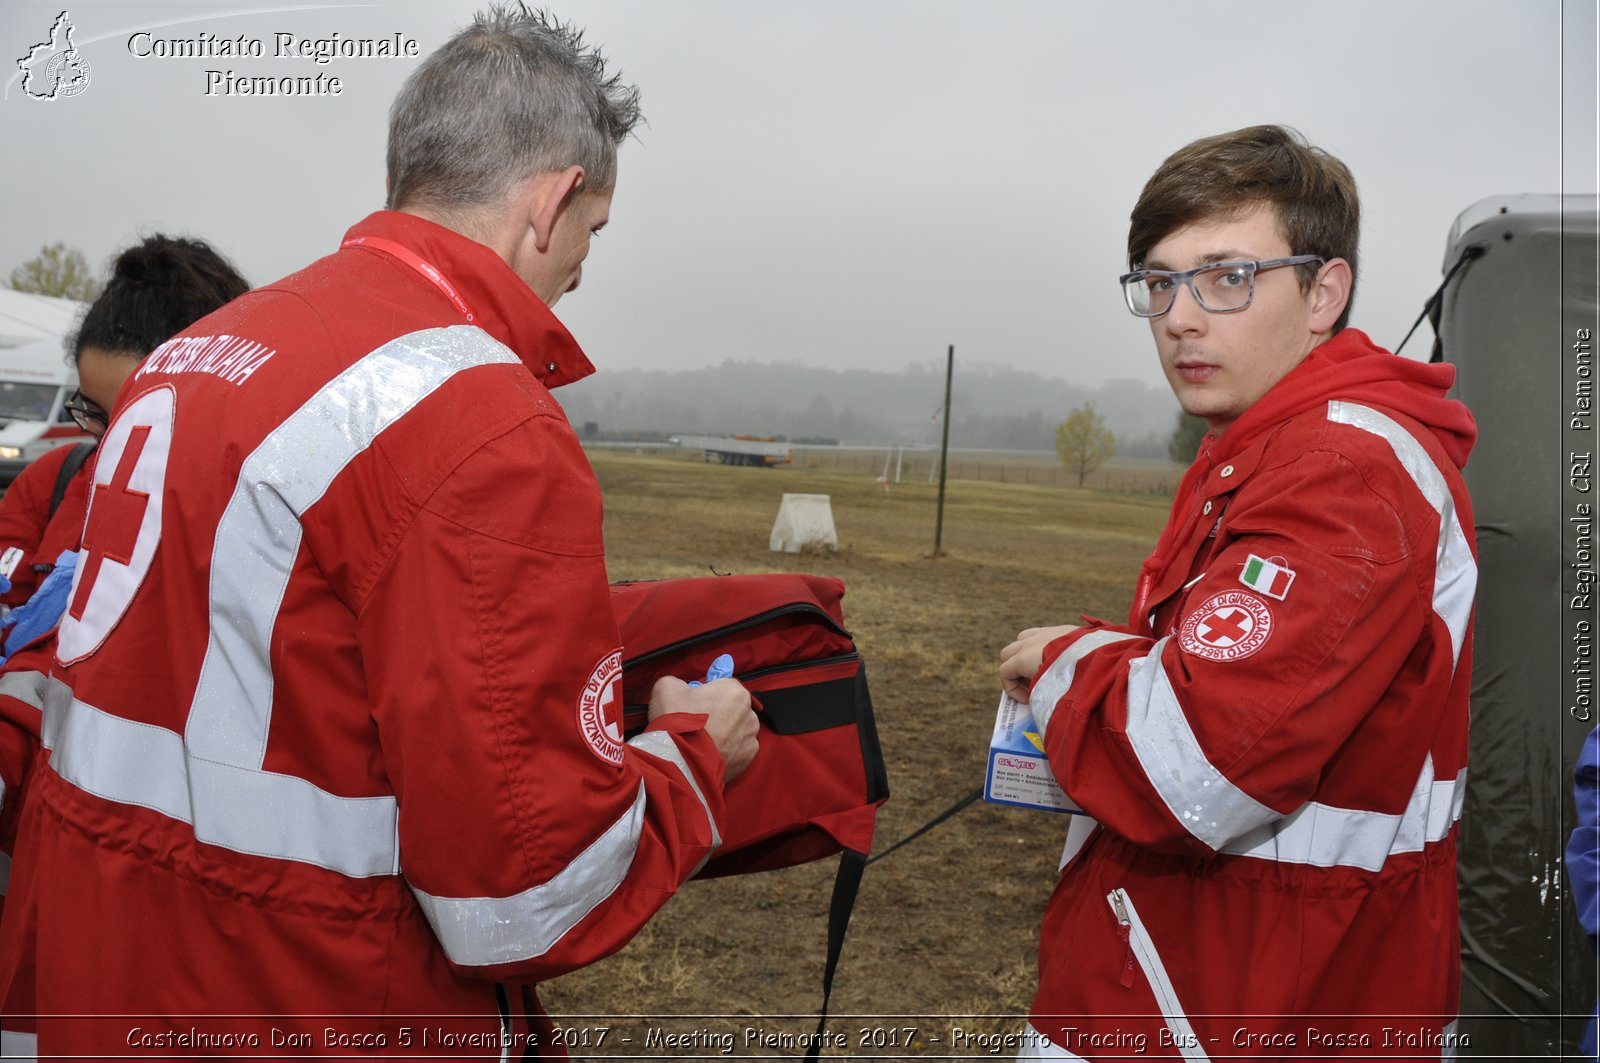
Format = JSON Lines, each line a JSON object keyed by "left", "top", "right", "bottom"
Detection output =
{"left": 1201, "top": 327, "right": 1477, "bottom": 470}
{"left": 1134, "top": 329, "right": 1476, "bottom": 629}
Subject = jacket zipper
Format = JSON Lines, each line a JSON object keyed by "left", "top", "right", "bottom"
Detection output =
{"left": 621, "top": 602, "right": 851, "bottom": 671}
{"left": 1106, "top": 888, "right": 1210, "bottom": 1062}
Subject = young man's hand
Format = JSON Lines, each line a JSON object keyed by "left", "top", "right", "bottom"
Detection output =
{"left": 998, "top": 624, "right": 1081, "bottom": 703}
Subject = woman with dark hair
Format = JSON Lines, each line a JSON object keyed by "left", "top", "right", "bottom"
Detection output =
{"left": 0, "top": 235, "right": 248, "bottom": 610}
{"left": 0, "top": 235, "right": 246, "bottom": 1057}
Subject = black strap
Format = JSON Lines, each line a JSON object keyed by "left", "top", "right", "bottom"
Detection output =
{"left": 804, "top": 783, "right": 988, "bottom": 1060}
{"left": 801, "top": 785, "right": 984, "bottom": 1059}
{"left": 493, "top": 981, "right": 512, "bottom": 1044}
{"left": 1393, "top": 242, "right": 1487, "bottom": 359}
{"left": 48, "top": 442, "right": 95, "bottom": 520}
{"left": 806, "top": 847, "right": 867, "bottom": 1061}
{"left": 866, "top": 787, "right": 981, "bottom": 866}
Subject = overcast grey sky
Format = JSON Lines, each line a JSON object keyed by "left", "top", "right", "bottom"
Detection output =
{"left": 2, "top": 0, "right": 1595, "bottom": 391}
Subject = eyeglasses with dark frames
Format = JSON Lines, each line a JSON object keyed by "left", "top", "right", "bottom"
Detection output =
{"left": 1119, "top": 255, "right": 1325, "bottom": 318}
{"left": 64, "top": 390, "right": 109, "bottom": 433}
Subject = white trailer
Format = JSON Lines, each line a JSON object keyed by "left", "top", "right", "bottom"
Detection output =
{"left": 672, "top": 435, "right": 793, "bottom": 467}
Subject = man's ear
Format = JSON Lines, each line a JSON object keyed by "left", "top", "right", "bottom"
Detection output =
{"left": 528, "top": 165, "right": 586, "bottom": 253}
{"left": 1309, "top": 258, "right": 1353, "bottom": 334}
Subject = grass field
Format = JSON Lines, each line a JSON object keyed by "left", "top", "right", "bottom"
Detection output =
{"left": 538, "top": 449, "right": 1176, "bottom": 1056}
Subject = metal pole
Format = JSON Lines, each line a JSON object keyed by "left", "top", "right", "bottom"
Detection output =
{"left": 934, "top": 344, "right": 953, "bottom": 556}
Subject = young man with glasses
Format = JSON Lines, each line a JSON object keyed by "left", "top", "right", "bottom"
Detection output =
{"left": 999, "top": 125, "right": 1477, "bottom": 1059}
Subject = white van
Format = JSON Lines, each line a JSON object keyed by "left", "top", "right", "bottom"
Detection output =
{"left": 0, "top": 338, "right": 95, "bottom": 487}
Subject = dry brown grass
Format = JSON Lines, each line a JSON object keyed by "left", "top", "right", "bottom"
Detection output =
{"left": 540, "top": 449, "right": 1173, "bottom": 1057}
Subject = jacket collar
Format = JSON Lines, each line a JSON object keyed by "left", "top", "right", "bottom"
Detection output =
{"left": 1202, "top": 327, "right": 1474, "bottom": 468}
{"left": 1130, "top": 327, "right": 1474, "bottom": 631}
{"left": 339, "top": 210, "right": 596, "bottom": 389}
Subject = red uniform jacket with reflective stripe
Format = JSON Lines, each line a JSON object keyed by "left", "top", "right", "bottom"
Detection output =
{"left": 0, "top": 212, "right": 727, "bottom": 1054}
{"left": 0, "top": 445, "right": 90, "bottom": 609}
{"left": 0, "top": 447, "right": 90, "bottom": 926}
{"left": 1026, "top": 330, "right": 1477, "bottom": 1059}
{"left": 0, "top": 449, "right": 92, "bottom": 1053}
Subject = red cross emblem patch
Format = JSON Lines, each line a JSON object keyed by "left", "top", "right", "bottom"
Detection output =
{"left": 58, "top": 387, "right": 175, "bottom": 665}
{"left": 577, "top": 650, "right": 625, "bottom": 765}
{"left": 1178, "top": 590, "right": 1273, "bottom": 662}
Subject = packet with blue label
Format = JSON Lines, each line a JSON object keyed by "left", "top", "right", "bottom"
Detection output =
{"left": 984, "top": 691, "right": 1083, "bottom": 814}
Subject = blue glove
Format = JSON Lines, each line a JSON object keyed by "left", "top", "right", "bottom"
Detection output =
{"left": 0, "top": 549, "right": 79, "bottom": 662}
{"left": 688, "top": 653, "right": 735, "bottom": 687}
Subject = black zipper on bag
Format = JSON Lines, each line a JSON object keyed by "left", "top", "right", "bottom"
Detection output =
{"left": 625, "top": 653, "right": 866, "bottom": 737}
{"left": 622, "top": 652, "right": 863, "bottom": 716}
{"left": 620, "top": 602, "right": 851, "bottom": 671}
{"left": 737, "top": 651, "right": 861, "bottom": 683}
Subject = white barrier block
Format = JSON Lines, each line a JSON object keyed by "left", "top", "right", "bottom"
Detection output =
{"left": 769, "top": 493, "right": 838, "bottom": 553}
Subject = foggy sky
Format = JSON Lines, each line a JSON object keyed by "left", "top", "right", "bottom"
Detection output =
{"left": 2, "top": 0, "right": 1595, "bottom": 393}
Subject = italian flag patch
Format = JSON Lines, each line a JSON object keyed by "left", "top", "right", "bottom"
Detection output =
{"left": 1239, "top": 554, "right": 1296, "bottom": 600}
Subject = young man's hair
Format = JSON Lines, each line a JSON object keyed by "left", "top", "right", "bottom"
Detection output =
{"left": 386, "top": 3, "right": 641, "bottom": 214}
{"left": 1127, "top": 125, "right": 1361, "bottom": 333}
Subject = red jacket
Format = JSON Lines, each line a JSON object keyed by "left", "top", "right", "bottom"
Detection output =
{"left": 0, "top": 439, "right": 92, "bottom": 1061}
{"left": 0, "top": 212, "right": 728, "bottom": 1056}
{"left": 0, "top": 444, "right": 90, "bottom": 890}
{"left": 0, "top": 444, "right": 90, "bottom": 609}
{"left": 1024, "top": 330, "right": 1477, "bottom": 1060}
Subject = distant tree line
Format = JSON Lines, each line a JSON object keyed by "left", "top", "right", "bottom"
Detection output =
{"left": 561, "top": 361, "right": 1181, "bottom": 453}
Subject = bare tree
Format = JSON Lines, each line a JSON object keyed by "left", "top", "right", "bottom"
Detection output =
{"left": 1056, "top": 402, "right": 1117, "bottom": 487}
{"left": 8, "top": 242, "right": 99, "bottom": 301}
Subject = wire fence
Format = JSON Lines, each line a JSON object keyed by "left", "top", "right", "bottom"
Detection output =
{"left": 791, "top": 450, "right": 1178, "bottom": 494}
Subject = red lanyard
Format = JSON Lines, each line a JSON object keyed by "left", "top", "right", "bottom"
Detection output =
{"left": 341, "top": 236, "right": 478, "bottom": 324}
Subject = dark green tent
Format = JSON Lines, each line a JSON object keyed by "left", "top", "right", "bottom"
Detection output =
{"left": 1437, "top": 193, "right": 1599, "bottom": 1057}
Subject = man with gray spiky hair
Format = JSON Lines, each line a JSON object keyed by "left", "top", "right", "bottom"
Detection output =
{"left": 0, "top": 6, "right": 757, "bottom": 1054}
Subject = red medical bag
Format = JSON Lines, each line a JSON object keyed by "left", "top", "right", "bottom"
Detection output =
{"left": 612, "top": 572, "right": 888, "bottom": 875}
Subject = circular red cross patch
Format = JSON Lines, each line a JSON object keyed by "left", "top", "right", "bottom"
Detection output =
{"left": 1178, "top": 590, "right": 1273, "bottom": 662}
{"left": 577, "top": 650, "right": 625, "bottom": 765}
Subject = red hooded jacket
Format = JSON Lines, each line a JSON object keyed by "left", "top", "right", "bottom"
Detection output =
{"left": 1021, "top": 329, "right": 1477, "bottom": 1060}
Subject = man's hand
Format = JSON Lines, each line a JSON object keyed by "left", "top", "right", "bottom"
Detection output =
{"left": 647, "top": 675, "right": 760, "bottom": 781}
{"left": 998, "top": 624, "right": 1081, "bottom": 703}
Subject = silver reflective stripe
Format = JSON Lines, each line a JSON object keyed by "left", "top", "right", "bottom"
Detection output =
{"left": 1015, "top": 1024, "right": 1088, "bottom": 1060}
{"left": 41, "top": 678, "right": 399, "bottom": 877}
{"left": 1030, "top": 630, "right": 1139, "bottom": 733}
{"left": 40, "top": 327, "right": 513, "bottom": 874}
{"left": 1109, "top": 888, "right": 1211, "bottom": 1062}
{"left": 0, "top": 670, "right": 48, "bottom": 713}
{"left": 410, "top": 783, "right": 646, "bottom": 967}
{"left": 0, "top": 667, "right": 45, "bottom": 819}
{"left": 628, "top": 730, "right": 722, "bottom": 862}
{"left": 1124, "top": 638, "right": 1277, "bottom": 850}
{"left": 188, "top": 326, "right": 518, "bottom": 768}
{"left": 1221, "top": 756, "right": 1466, "bottom": 872}
{"left": 1327, "top": 401, "right": 1477, "bottom": 670}
{"left": 0, "top": 1029, "right": 36, "bottom": 1062}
